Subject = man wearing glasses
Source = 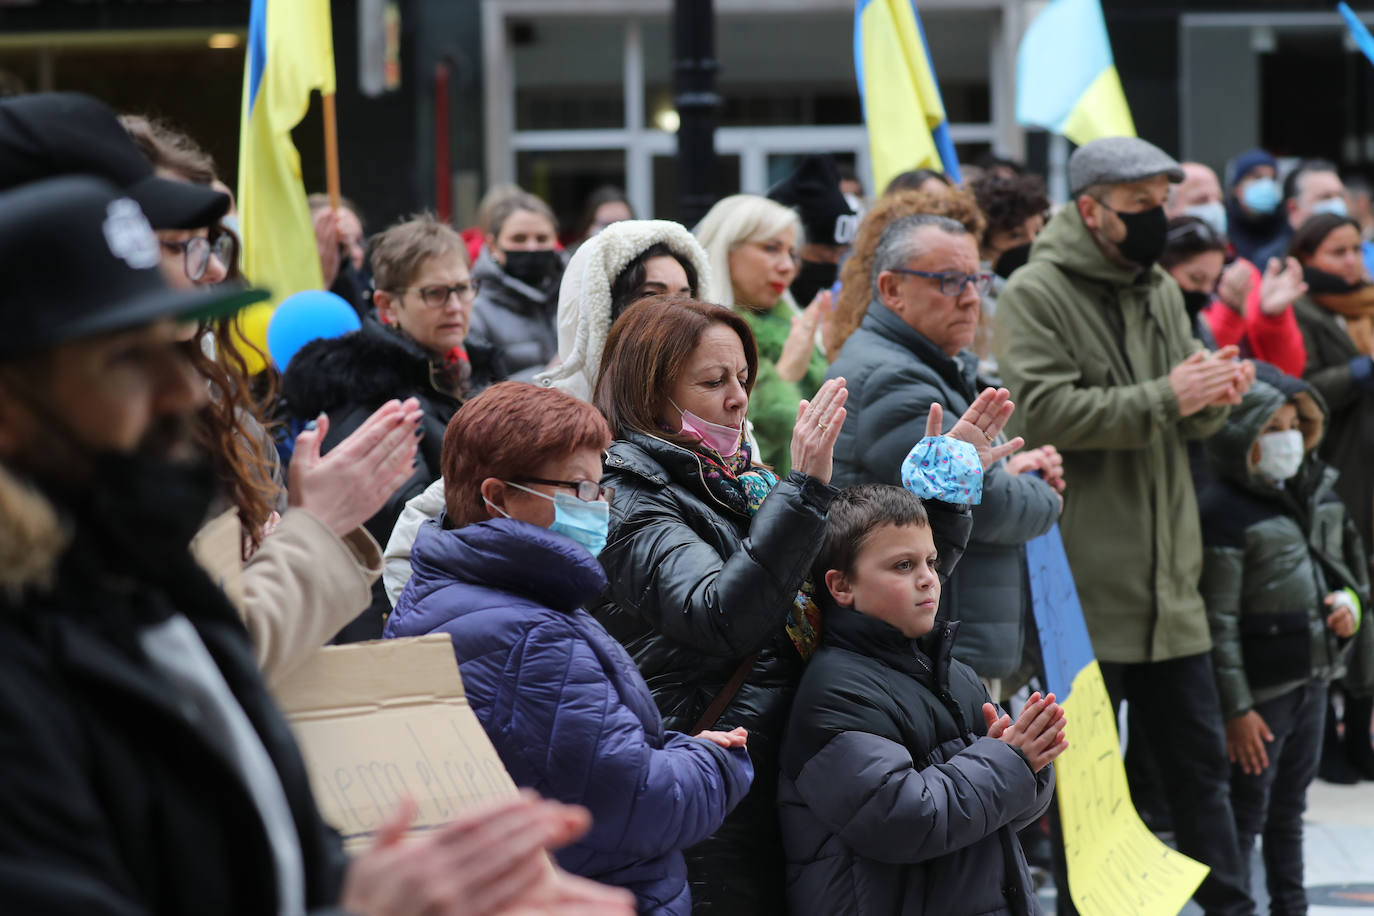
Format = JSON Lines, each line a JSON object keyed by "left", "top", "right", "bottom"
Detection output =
{"left": 282, "top": 214, "right": 507, "bottom": 641}
{"left": 826, "top": 213, "right": 1064, "bottom": 700}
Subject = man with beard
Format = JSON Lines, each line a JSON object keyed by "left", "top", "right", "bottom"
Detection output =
{"left": 0, "top": 175, "right": 633, "bottom": 915}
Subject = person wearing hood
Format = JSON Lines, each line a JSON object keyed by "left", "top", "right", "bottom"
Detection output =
{"left": 695, "top": 194, "right": 836, "bottom": 472}
{"left": 996, "top": 136, "right": 1257, "bottom": 916}
{"left": 378, "top": 219, "right": 711, "bottom": 606}
{"left": 1287, "top": 212, "right": 1374, "bottom": 780}
{"left": 282, "top": 214, "right": 505, "bottom": 641}
{"left": 384, "top": 382, "right": 753, "bottom": 915}
{"left": 1198, "top": 372, "right": 1372, "bottom": 912}
{"left": 469, "top": 191, "right": 563, "bottom": 381}
{"left": 1167, "top": 163, "right": 1309, "bottom": 377}
{"left": 1225, "top": 149, "right": 1286, "bottom": 264}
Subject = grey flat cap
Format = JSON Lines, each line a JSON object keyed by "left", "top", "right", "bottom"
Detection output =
{"left": 1068, "top": 137, "right": 1184, "bottom": 198}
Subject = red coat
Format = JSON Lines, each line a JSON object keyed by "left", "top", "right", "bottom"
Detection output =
{"left": 1203, "top": 258, "right": 1306, "bottom": 377}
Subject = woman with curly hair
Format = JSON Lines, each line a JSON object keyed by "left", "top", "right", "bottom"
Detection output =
{"left": 825, "top": 186, "right": 986, "bottom": 359}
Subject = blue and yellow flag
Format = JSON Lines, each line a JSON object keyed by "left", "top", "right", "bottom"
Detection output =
{"left": 1026, "top": 527, "right": 1208, "bottom": 914}
{"left": 854, "top": 0, "right": 961, "bottom": 193}
{"left": 1015, "top": 0, "right": 1135, "bottom": 145}
{"left": 235, "top": 0, "right": 336, "bottom": 371}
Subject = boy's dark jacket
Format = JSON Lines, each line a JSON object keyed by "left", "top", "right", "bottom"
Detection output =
{"left": 1199, "top": 375, "right": 1374, "bottom": 721}
{"left": 778, "top": 610, "right": 1053, "bottom": 915}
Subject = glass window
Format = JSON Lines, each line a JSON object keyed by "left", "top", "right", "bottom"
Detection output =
{"left": 652, "top": 154, "right": 742, "bottom": 224}
{"left": 513, "top": 18, "right": 625, "bottom": 130}
{"left": 517, "top": 149, "right": 626, "bottom": 234}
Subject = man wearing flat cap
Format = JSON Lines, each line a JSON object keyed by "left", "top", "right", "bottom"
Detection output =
{"left": 996, "top": 137, "right": 1256, "bottom": 916}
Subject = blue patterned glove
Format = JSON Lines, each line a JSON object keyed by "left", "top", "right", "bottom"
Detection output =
{"left": 901, "top": 436, "right": 983, "bottom": 505}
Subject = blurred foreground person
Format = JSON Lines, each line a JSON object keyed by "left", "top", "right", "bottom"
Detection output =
{"left": 0, "top": 175, "right": 633, "bottom": 915}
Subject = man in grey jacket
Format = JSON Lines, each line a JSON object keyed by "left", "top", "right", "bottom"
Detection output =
{"left": 827, "top": 214, "right": 1063, "bottom": 691}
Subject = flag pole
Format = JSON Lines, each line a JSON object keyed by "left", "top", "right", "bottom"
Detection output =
{"left": 322, "top": 92, "right": 342, "bottom": 211}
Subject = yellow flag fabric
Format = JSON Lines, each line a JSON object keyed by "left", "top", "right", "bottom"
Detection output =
{"left": 855, "top": 0, "right": 961, "bottom": 193}
{"left": 236, "top": 0, "right": 336, "bottom": 371}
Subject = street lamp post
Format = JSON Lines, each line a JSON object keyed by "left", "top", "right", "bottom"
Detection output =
{"left": 673, "top": 0, "right": 719, "bottom": 225}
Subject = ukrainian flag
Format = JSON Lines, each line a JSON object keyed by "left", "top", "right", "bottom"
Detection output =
{"left": 854, "top": 0, "right": 962, "bottom": 193}
{"left": 1015, "top": 0, "right": 1134, "bottom": 145}
{"left": 235, "top": 0, "right": 336, "bottom": 371}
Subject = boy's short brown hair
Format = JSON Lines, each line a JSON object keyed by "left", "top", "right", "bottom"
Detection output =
{"left": 370, "top": 213, "right": 467, "bottom": 293}
{"left": 812, "top": 484, "right": 929, "bottom": 607}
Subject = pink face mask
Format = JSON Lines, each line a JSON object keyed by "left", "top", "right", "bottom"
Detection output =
{"left": 671, "top": 399, "right": 744, "bottom": 457}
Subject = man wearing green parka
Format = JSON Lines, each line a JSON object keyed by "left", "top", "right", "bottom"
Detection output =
{"left": 995, "top": 137, "right": 1257, "bottom": 916}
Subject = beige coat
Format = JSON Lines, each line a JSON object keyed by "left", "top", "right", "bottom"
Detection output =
{"left": 191, "top": 508, "right": 382, "bottom": 687}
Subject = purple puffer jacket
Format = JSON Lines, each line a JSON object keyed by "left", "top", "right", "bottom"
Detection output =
{"left": 384, "top": 517, "right": 753, "bottom": 915}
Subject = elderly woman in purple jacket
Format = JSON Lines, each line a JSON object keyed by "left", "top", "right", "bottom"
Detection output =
{"left": 384, "top": 381, "right": 753, "bottom": 915}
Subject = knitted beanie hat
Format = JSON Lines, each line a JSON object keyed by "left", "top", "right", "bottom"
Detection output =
{"left": 534, "top": 219, "right": 713, "bottom": 402}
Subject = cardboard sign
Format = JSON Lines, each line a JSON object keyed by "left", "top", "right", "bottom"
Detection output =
{"left": 1025, "top": 526, "right": 1209, "bottom": 915}
{"left": 276, "top": 635, "right": 518, "bottom": 851}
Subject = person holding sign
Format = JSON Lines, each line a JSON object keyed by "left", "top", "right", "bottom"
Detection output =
{"left": 995, "top": 136, "right": 1257, "bottom": 916}
{"left": 1199, "top": 372, "right": 1373, "bottom": 913}
{"left": 778, "top": 483, "right": 1063, "bottom": 916}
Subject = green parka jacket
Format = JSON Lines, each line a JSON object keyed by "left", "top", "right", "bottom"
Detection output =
{"left": 1198, "top": 377, "right": 1373, "bottom": 719}
{"left": 994, "top": 204, "right": 1228, "bottom": 663}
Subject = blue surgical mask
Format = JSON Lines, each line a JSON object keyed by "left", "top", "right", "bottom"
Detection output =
{"left": 489, "top": 482, "right": 610, "bottom": 556}
{"left": 1312, "top": 197, "right": 1350, "bottom": 218}
{"left": 1241, "top": 178, "right": 1281, "bottom": 215}
{"left": 1184, "top": 201, "right": 1228, "bottom": 240}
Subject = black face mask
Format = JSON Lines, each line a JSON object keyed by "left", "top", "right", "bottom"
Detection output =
{"left": 791, "top": 260, "right": 839, "bottom": 305}
{"left": 1181, "top": 289, "right": 1212, "bottom": 320}
{"left": 1302, "top": 264, "right": 1366, "bottom": 295}
{"left": 502, "top": 249, "right": 562, "bottom": 290}
{"left": 993, "top": 243, "right": 1032, "bottom": 280}
{"left": 1109, "top": 204, "right": 1168, "bottom": 269}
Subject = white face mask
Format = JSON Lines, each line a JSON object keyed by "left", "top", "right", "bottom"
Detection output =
{"left": 1254, "top": 429, "right": 1304, "bottom": 482}
{"left": 1183, "top": 201, "right": 1228, "bottom": 240}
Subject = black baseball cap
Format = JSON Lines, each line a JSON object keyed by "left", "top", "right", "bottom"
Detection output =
{"left": 0, "top": 175, "right": 268, "bottom": 361}
{"left": 0, "top": 92, "right": 230, "bottom": 230}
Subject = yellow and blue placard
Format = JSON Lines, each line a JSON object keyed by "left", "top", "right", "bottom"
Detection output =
{"left": 1015, "top": 0, "right": 1135, "bottom": 145}
{"left": 235, "top": 0, "right": 336, "bottom": 372}
{"left": 853, "top": 0, "right": 962, "bottom": 192}
{"left": 1026, "top": 525, "right": 1209, "bottom": 914}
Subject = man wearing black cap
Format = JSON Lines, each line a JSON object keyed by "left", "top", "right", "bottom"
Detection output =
{"left": 997, "top": 137, "right": 1256, "bottom": 915}
{"left": 767, "top": 154, "right": 860, "bottom": 306}
{"left": 0, "top": 175, "right": 633, "bottom": 915}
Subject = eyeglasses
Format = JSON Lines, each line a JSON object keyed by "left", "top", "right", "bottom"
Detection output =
{"left": 162, "top": 233, "right": 237, "bottom": 282}
{"left": 396, "top": 281, "right": 481, "bottom": 308}
{"left": 890, "top": 268, "right": 993, "bottom": 297}
{"left": 510, "top": 477, "right": 614, "bottom": 503}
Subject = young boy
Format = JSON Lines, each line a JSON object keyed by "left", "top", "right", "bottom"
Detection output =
{"left": 1199, "top": 373, "right": 1373, "bottom": 913}
{"left": 778, "top": 483, "right": 1066, "bottom": 915}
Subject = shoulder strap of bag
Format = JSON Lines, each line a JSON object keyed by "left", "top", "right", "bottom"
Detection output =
{"left": 691, "top": 653, "right": 759, "bottom": 735}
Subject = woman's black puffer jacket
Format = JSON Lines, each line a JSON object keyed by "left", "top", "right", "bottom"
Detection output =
{"left": 595, "top": 428, "right": 972, "bottom": 915}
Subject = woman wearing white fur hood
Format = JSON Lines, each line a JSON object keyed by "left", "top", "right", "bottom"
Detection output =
{"left": 380, "top": 220, "right": 713, "bottom": 605}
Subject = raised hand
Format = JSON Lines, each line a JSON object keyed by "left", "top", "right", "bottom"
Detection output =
{"left": 776, "top": 291, "right": 828, "bottom": 384}
{"left": 288, "top": 397, "right": 423, "bottom": 536}
{"left": 923, "top": 388, "right": 1025, "bottom": 470}
{"left": 1216, "top": 258, "right": 1254, "bottom": 312}
{"left": 1325, "top": 592, "right": 1358, "bottom": 638}
{"left": 1258, "top": 257, "right": 1308, "bottom": 317}
{"left": 790, "top": 377, "right": 849, "bottom": 484}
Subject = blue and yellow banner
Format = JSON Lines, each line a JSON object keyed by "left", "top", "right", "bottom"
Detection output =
{"left": 1026, "top": 526, "right": 1208, "bottom": 914}
{"left": 1015, "top": 0, "right": 1135, "bottom": 145}
{"left": 853, "top": 0, "right": 962, "bottom": 192}
{"left": 235, "top": 0, "right": 336, "bottom": 371}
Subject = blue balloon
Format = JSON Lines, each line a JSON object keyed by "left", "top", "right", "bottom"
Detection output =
{"left": 267, "top": 290, "right": 361, "bottom": 369}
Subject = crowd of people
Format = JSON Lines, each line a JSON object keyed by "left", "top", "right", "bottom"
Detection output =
{"left": 0, "top": 85, "right": 1371, "bottom": 916}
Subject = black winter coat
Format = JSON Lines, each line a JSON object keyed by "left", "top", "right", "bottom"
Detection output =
{"left": 778, "top": 611, "right": 1052, "bottom": 916}
{"left": 595, "top": 429, "right": 972, "bottom": 915}
{"left": 0, "top": 503, "right": 350, "bottom": 915}
{"left": 828, "top": 304, "right": 1060, "bottom": 680}
{"left": 282, "top": 318, "right": 504, "bottom": 640}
